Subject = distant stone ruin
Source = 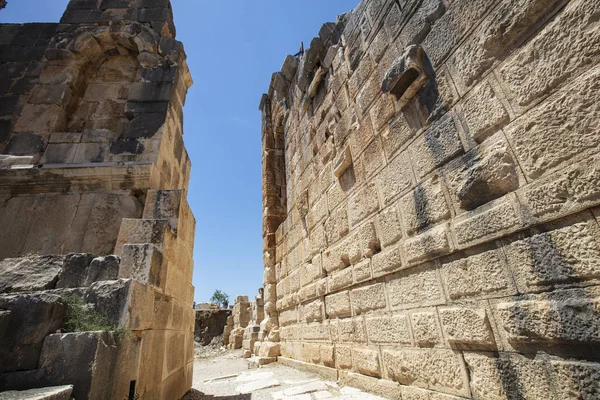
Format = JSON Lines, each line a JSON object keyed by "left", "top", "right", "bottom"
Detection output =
{"left": 194, "top": 308, "right": 230, "bottom": 346}
{"left": 260, "top": 0, "right": 600, "bottom": 398}
{"left": 0, "top": 0, "right": 195, "bottom": 399}
{"left": 223, "top": 295, "right": 252, "bottom": 350}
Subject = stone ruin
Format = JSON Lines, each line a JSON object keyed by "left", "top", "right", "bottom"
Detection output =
{"left": 223, "top": 295, "right": 251, "bottom": 349}
{"left": 194, "top": 307, "right": 231, "bottom": 346}
{"left": 260, "top": 0, "right": 600, "bottom": 399}
{"left": 0, "top": 0, "right": 196, "bottom": 399}
{"left": 223, "top": 292, "right": 268, "bottom": 353}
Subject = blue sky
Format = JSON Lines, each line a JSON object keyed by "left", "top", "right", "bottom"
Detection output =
{"left": 1, "top": 0, "right": 356, "bottom": 302}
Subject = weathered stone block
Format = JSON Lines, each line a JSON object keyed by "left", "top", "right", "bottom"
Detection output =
{"left": 352, "top": 258, "right": 372, "bottom": 284}
{"left": 408, "top": 114, "right": 463, "bottom": 179}
{"left": 325, "top": 291, "right": 351, "bottom": 318}
{"left": 0, "top": 292, "right": 66, "bottom": 373}
{"left": 383, "top": 348, "right": 470, "bottom": 397}
{"left": 361, "top": 137, "right": 385, "bottom": 179}
{"left": 336, "top": 345, "right": 353, "bottom": 370}
{"left": 353, "top": 348, "right": 381, "bottom": 377}
{"left": 498, "top": 0, "right": 600, "bottom": 108}
{"left": 324, "top": 206, "right": 349, "bottom": 244}
{"left": 400, "top": 175, "right": 450, "bottom": 235}
{"left": 410, "top": 311, "right": 441, "bottom": 346}
{"left": 550, "top": 359, "right": 600, "bottom": 400}
{"left": 504, "top": 215, "right": 600, "bottom": 293}
{"left": 464, "top": 352, "right": 553, "bottom": 400}
{"left": 301, "top": 298, "right": 323, "bottom": 323}
{"left": 303, "top": 321, "right": 330, "bottom": 341}
{"left": 403, "top": 223, "right": 452, "bottom": 264}
{"left": 258, "top": 342, "right": 281, "bottom": 357}
{"left": 350, "top": 283, "right": 386, "bottom": 314}
{"left": 329, "top": 267, "right": 353, "bottom": 292}
{"left": 381, "top": 115, "right": 417, "bottom": 159}
{"left": 386, "top": 262, "right": 445, "bottom": 310}
{"left": 521, "top": 155, "right": 600, "bottom": 223}
{"left": 371, "top": 245, "right": 402, "bottom": 277}
{"left": 348, "top": 180, "right": 380, "bottom": 227}
{"left": 439, "top": 307, "right": 495, "bottom": 346}
{"left": 443, "top": 136, "right": 520, "bottom": 212}
{"left": 28, "top": 84, "right": 72, "bottom": 106}
{"left": 336, "top": 317, "right": 366, "bottom": 343}
{"left": 376, "top": 205, "right": 402, "bottom": 247}
{"left": 460, "top": 81, "right": 509, "bottom": 142}
{"left": 453, "top": 194, "right": 524, "bottom": 249}
{"left": 377, "top": 150, "right": 414, "bottom": 205}
{"left": 366, "top": 314, "right": 412, "bottom": 344}
{"left": 422, "top": 0, "right": 498, "bottom": 66}
{"left": 493, "top": 288, "right": 600, "bottom": 345}
{"left": 369, "top": 94, "right": 396, "bottom": 132}
{"left": 0, "top": 255, "right": 63, "bottom": 294}
{"left": 440, "top": 249, "right": 515, "bottom": 300}
{"left": 398, "top": 0, "right": 445, "bottom": 46}
{"left": 119, "top": 243, "right": 165, "bottom": 289}
{"left": 505, "top": 65, "right": 600, "bottom": 180}
{"left": 3, "top": 132, "right": 44, "bottom": 155}
{"left": 128, "top": 82, "right": 172, "bottom": 102}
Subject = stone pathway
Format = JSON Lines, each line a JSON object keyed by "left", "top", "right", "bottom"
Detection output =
{"left": 185, "top": 350, "right": 386, "bottom": 400}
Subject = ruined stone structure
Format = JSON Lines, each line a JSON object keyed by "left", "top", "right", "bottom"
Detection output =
{"left": 224, "top": 295, "right": 251, "bottom": 349}
{"left": 0, "top": 0, "right": 195, "bottom": 399}
{"left": 241, "top": 289, "right": 264, "bottom": 357}
{"left": 260, "top": 0, "right": 600, "bottom": 398}
{"left": 194, "top": 308, "right": 231, "bottom": 346}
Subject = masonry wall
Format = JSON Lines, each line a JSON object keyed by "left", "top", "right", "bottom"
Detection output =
{"left": 0, "top": 1, "right": 196, "bottom": 398}
{"left": 260, "top": 0, "right": 600, "bottom": 398}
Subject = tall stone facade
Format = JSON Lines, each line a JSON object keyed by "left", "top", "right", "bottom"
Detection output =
{"left": 260, "top": 0, "right": 600, "bottom": 398}
{"left": 0, "top": 0, "right": 195, "bottom": 399}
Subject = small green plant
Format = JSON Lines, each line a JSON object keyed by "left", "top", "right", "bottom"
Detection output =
{"left": 210, "top": 289, "right": 229, "bottom": 309}
{"left": 61, "top": 293, "right": 119, "bottom": 333}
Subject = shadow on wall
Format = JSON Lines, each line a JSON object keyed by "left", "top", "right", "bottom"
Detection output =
{"left": 182, "top": 389, "right": 252, "bottom": 400}
{"left": 395, "top": 38, "right": 600, "bottom": 397}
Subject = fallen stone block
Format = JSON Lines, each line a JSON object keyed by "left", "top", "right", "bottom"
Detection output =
{"left": 0, "top": 256, "right": 64, "bottom": 294}
{"left": 0, "top": 385, "right": 73, "bottom": 400}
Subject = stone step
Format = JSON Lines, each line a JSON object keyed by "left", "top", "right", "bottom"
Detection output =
{"left": 0, "top": 385, "right": 73, "bottom": 400}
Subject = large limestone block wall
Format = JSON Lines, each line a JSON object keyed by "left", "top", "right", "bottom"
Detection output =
{"left": 260, "top": 0, "right": 600, "bottom": 398}
{"left": 0, "top": 0, "right": 196, "bottom": 399}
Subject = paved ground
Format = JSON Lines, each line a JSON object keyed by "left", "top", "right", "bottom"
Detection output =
{"left": 184, "top": 349, "right": 386, "bottom": 400}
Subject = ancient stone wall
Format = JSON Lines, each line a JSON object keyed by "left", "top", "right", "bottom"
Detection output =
{"left": 0, "top": 1, "right": 196, "bottom": 399}
{"left": 260, "top": 0, "right": 600, "bottom": 398}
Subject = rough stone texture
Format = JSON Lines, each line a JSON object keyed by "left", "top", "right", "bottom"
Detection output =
{"left": 194, "top": 309, "right": 230, "bottom": 346}
{"left": 0, "top": 255, "right": 64, "bottom": 293}
{"left": 261, "top": 0, "right": 600, "bottom": 398}
{"left": 0, "top": 385, "right": 73, "bottom": 400}
{"left": 0, "top": 1, "right": 196, "bottom": 399}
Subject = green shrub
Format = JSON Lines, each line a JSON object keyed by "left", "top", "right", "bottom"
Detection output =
{"left": 61, "top": 293, "right": 118, "bottom": 333}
